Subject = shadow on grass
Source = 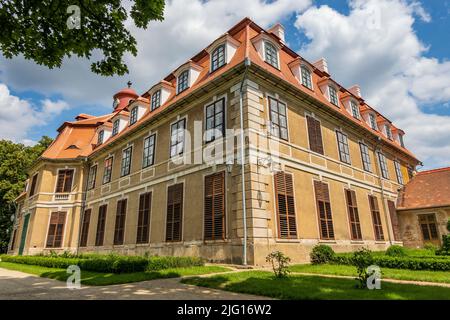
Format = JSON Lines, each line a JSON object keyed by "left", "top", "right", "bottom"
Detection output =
{"left": 182, "top": 272, "right": 450, "bottom": 300}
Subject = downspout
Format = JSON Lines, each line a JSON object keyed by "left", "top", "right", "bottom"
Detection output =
{"left": 239, "top": 58, "right": 251, "bottom": 265}
{"left": 374, "top": 137, "right": 394, "bottom": 245}
{"left": 76, "top": 157, "right": 90, "bottom": 255}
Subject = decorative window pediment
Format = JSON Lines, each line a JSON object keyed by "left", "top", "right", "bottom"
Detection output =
{"left": 206, "top": 34, "right": 240, "bottom": 72}
{"left": 251, "top": 33, "right": 281, "bottom": 69}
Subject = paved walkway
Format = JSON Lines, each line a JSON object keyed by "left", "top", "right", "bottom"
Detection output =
{"left": 0, "top": 268, "right": 270, "bottom": 300}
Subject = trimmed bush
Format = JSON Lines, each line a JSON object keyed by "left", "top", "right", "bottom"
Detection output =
{"left": 147, "top": 256, "right": 204, "bottom": 271}
{"left": 351, "top": 248, "right": 374, "bottom": 289}
{"left": 385, "top": 245, "right": 407, "bottom": 257}
{"left": 310, "top": 245, "right": 335, "bottom": 264}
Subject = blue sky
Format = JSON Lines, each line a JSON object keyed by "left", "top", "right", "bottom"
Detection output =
{"left": 0, "top": 0, "right": 449, "bottom": 168}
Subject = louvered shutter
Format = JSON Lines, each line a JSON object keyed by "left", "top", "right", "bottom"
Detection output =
{"left": 137, "top": 192, "right": 152, "bottom": 244}
{"left": 95, "top": 205, "right": 107, "bottom": 246}
{"left": 387, "top": 200, "right": 401, "bottom": 241}
{"left": 314, "top": 181, "right": 334, "bottom": 239}
{"left": 345, "top": 190, "right": 362, "bottom": 240}
{"left": 166, "top": 183, "right": 183, "bottom": 241}
{"left": 80, "top": 209, "right": 91, "bottom": 247}
{"left": 114, "top": 199, "right": 127, "bottom": 245}
{"left": 369, "top": 196, "right": 385, "bottom": 241}
{"left": 204, "top": 172, "right": 226, "bottom": 240}
{"left": 274, "top": 172, "right": 297, "bottom": 239}
{"left": 307, "top": 116, "right": 324, "bottom": 155}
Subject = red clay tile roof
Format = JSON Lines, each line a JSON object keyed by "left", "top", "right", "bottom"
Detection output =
{"left": 397, "top": 167, "right": 450, "bottom": 210}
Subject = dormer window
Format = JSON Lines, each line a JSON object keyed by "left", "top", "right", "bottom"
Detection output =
{"left": 112, "top": 119, "right": 119, "bottom": 136}
{"left": 301, "top": 66, "right": 313, "bottom": 90}
{"left": 97, "top": 130, "right": 104, "bottom": 144}
{"left": 399, "top": 134, "right": 405, "bottom": 148}
{"left": 151, "top": 89, "right": 161, "bottom": 111}
{"left": 369, "top": 113, "right": 377, "bottom": 130}
{"left": 329, "top": 86, "right": 339, "bottom": 106}
{"left": 177, "top": 70, "right": 189, "bottom": 94}
{"left": 385, "top": 124, "right": 393, "bottom": 140}
{"left": 264, "top": 41, "right": 279, "bottom": 68}
{"left": 211, "top": 44, "right": 226, "bottom": 72}
{"left": 130, "top": 106, "right": 138, "bottom": 125}
{"left": 350, "top": 101, "right": 360, "bottom": 119}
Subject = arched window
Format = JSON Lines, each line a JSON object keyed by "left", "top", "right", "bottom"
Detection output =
{"left": 264, "top": 41, "right": 278, "bottom": 68}
{"left": 177, "top": 70, "right": 189, "bottom": 94}
{"left": 211, "top": 44, "right": 226, "bottom": 72}
{"left": 301, "top": 66, "right": 312, "bottom": 89}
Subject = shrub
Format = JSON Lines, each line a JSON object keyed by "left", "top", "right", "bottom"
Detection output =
{"left": 351, "top": 248, "right": 374, "bottom": 288}
{"left": 447, "top": 219, "right": 450, "bottom": 232}
{"left": 423, "top": 243, "right": 438, "bottom": 253}
{"left": 266, "top": 251, "right": 291, "bottom": 278}
{"left": 310, "top": 245, "right": 335, "bottom": 264}
{"left": 385, "top": 245, "right": 407, "bottom": 257}
{"left": 437, "top": 235, "right": 450, "bottom": 256}
{"left": 147, "top": 256, "right": 204, "bottom": 271}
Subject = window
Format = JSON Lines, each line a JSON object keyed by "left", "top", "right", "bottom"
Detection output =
{"left": 368, "top": 196, "right": 384, "bottom": 241}
{"left": 329, "top": 86, "right": 339, "bottom": 106}
{"left": 369, "top": 113, "right": 378, "bottom": 130}
{"left": 170, "top": 119, "right": 186, "bottom": 158}
{"left": 142, "top": 134, "right": 156, "bottom": 168}
{"left": 113, "top": 199, "right": 127, "bottom": 245}
{"left": 211, "top": 44, "right": 226, "bottom": 71}
{"left": 399, "top": 134, "right": 405, "bottom": 148}
{"left": 301, "top": 66, "right": 312, "bottom": 89}
{"left": 394, "top": 161, "right": 404, "bottom": 185}
{"left": 29, "top": 173, "right": 38, "bottom": 197}
{"left": 350, "top": 101, "right": 360, "bottom": 119}
{"left": 177, "top": 70, "right": 189, "bottom": 94}
{"left": 419, "top": 214, "right": 439, "bottom": 240}
{"left": 377, "top": 152, "right": 389, "bottom": 179}
{"left": 387, "top": 200, "right": 401, "bottom": 241}
{"left": 306, "top": 115, "right": 324, "bottom": 155}
{"left": 137, "top": 192, "right": 152, "bottom": 244}
{"left": 55, "top": 169, "right": 74, "bottom": 193}
{"left": 95, "top": 205, "right": 107, "bottom": 246}
{"left": 46, "top": 211, "right": 66, "bottom": 248}
{"left": 166, "top": 183, "right": 183, "bottom": 242}
{"left": 314, "top": 181, "right": 334, "bottom": 240}
{"left": 385, "top": 124, "right": 393, "bottom": 140}
{"left": 205, "top": 98, "right": 225, "bottom": 143}
{"left": 204, "top": 172, "right": 226, "bottom": 240}
{"left": 336, "top": 131, "right": 351, "bottom": 164}
{"left": 112, "top": 119, "right": 119, "bottom": 136}
{"left": 360, "top": 143, "right": 372, "bottom": 172}
{"left": 407, "top": 165, "right": 414, "bottom": 180}
{"left": 345, "top": 189, "right": 362, "bottom": 240}
{"left": 103, "top": 157, "right": 113, "bottom": 184}
{"left": 87, "top": 165, "right": 97, "bottom": 190}
{"left": 274, "top": 172, "right": 297, "bottom": 239}
{"left": 264, "top": 41, "right": 278, "bottom": 68}
{"left": 268, "top": 97, "right": 288, "bottom": 141}
{"left": 79, "top": 209, "right": 91, "bottom": 247}
{"left": 120, "top": 147, "right": 132, "bottom": 177}
{"left": 151, "top": 90, "right": 161, "bottom": 110}
{"left": 97, "top": 130, "right": 104, "bottom": 144}
{"left": 130, "top": 107, "right": 138, "bottom": 125}
{"left": 10, "top": 229, "right": 17, "bottom": 251}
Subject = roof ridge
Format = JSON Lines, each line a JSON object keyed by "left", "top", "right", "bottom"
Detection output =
{"left": 417, "top": 166, "right": 450, "bottom": 175}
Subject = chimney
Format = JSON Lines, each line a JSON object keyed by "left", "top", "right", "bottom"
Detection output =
{"left": 313, "top": 58, "right": 329, "bottom": 74}
{"left": 349, "top": 84, "right": 362, "bottom": 98}
{"left": 268, "top": 23, "right": 285, "bottom": 43}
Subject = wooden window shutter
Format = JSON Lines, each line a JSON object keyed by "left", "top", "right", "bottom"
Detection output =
{"left": 274, "top": 172, "right": 297, "bottom": 239}
{"left": 136, "top": 192, "right": 152, "bottom": 244}
{"left": 29, "top": 174, "right": 38, "bottom": 196}
{"left": 307, "top": 116, "right": 324, "bottom": 155}
{"left": 369, "top": 196, "right": 385, "bottom": 241}
{"left": 314, "top": 181, "right": 334, "bottom": 239}
{"left": 10, "top": 229, "right": 17, "bottom": 250}
{"left": 56, "top": 170, "right": 74, "bottom": 193}
{"left": 345, "top": 190, "right": 362, "bottom": 240}
{"left": 95, "top": 205, "right": 107, "bottom": 246}
{"left": 204, "top": 172, "right": 226, "bottom": 241}
{"left": 387, "top": 200, "right": 401, "bottom": 241}
{"left": 166, "top": 183, "right": 184, "bottom": 241}
{"left": 113, "top": 199, "right": 127, "bottom": 245}
{"left": 46, "top": 212, "right": 66, "bottom": 248}
{"left": 79, "top": 209, "right": 91, "bottom": 247}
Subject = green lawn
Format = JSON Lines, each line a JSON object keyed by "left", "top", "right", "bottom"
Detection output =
{"left": 289, "top": 264, "right": 450, "bottom": 284}
{"left": 181, "top": 270, "right": 450, "bottom": 300}
{"left": 0, "top": 261, "right": 230, "bottom": 286}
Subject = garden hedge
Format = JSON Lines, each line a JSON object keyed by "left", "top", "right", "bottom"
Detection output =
{"left": 0, "top": 254, "right": 204, "bottom": 274}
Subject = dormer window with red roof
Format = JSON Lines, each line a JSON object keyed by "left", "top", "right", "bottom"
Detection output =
{"left": 151, "top": 89, "right": 161, "bottom": 110}
{"left": 177, "top": 70, "right": 189, "bottom": 94}
{"left": 112, "top": 119, "right": 120, "bottom": 136}
{"left": 369, "top": 113, "right": 378, "bottom": 130}
{"left": 264, "top": 41, "right": 279, "bottom": 69}
{"left": 301, "top": 66, "right": 313, "bottom": 90}
{"left": 385, "top": 124, "right": 393, "bottom": 140}
{"left": 129, "top": 106, "right": 138, "bottom": 125}
{"left": 211, "top": 44, "right": 226, "bottom": 72}
{"left": 350, "top": 101, "right": 360, "bottom": 119}
{"left": 97, "top": 130, "right": 104, "bottom": 144}
{"left": 399, "top": 134, "right": 405, "bottom": 148}
{"left": 329, "top": 86, "right": 339, "bottom": 106}
{"left": 207, "top": 34, "right": 239, "bottom": 73}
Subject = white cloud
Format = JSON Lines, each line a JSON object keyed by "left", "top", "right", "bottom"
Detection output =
{"left": 295, "top": 0, "right": 450, "bottom": 169}
{"left": 0, "top": 83, "right": 70, "bottom": 143}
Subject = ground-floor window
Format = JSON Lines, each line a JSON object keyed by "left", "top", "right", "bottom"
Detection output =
{"left": 136, "top": 192, "right": 152, "bottom": 244}
{"left": 314, "top": 181, "right": 335, "bottom": 240}
{"left": 10, "top": 229, "right": 17, "bottom": 250}
{"left": 368, "top": 196, "right": 385, "bottom": 241}
{"left": 345, "top": 189, "right": 362, "bottom": 240}
{"left": 113, "top": 199, "right": 127, "bottom": 245}
{"left": 46, "top": 211, "right": 66, "bottom": 248}
{"left": 274, "top": 172, "right": 297, "bottom": 239}
{"left": 419, "top": 214, "right": 439, "bottom": 240}
{"left": 166, "top": 183, "right": 183, "bottom": 242}
{"left": 204, "top": 172, "right": 226, "bottom": 240}
{"left": 95, "top": 205, "right": 107, "bottom": 246}
{"left": 79, "top": 209, "right": 91, "bottom": 247}
{"left": 388, "top": 200, "right": 401, "bottom": 241}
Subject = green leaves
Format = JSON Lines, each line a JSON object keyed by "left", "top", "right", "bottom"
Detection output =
{"left": 0, "top": 0, "right": 165, "bottom": 76}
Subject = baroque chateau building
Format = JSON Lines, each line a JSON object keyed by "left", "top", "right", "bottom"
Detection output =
{"left": 8, "top": 18, "right": 422, "bottom": 265}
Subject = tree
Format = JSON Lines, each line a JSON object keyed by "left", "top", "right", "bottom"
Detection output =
{"left": 0, "top": 0, "right": 165, "bottom": 76}
{"left": 0, "top": 137, "right": 53, "bottom": 253}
